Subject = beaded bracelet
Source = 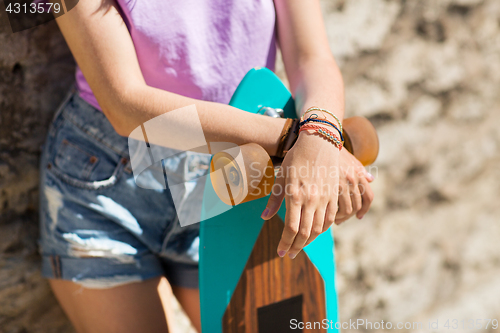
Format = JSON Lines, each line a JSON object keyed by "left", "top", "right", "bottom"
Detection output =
{"left": 303, "top": 107, "right": 343, "bottom": 134}
{"left": 298, "top": 116, "right": 344, "bottom": 143}
{"left": 298, "top": 123, "right": 343, "bottom": 150}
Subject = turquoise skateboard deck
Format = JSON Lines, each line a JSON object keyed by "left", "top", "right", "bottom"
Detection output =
{"left": 199, "top": 68, "right": 339, "bottom": 332}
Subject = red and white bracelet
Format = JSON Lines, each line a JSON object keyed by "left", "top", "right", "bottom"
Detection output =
{"left": 298, "top": 123, "right": 343, "bottom": 150}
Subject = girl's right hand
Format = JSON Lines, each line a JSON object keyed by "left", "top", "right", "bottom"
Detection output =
{"left": 261, "top": 130, "right": 340, "bottom": 259}
{"left": 335, "top": 148, "right": 374, "bottom": 224}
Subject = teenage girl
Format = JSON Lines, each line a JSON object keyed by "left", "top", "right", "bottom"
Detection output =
{"left": 39, "top": 1, "right": 374, "bottom": 332}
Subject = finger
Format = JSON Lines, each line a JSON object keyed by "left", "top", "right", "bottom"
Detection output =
{"left": 304, "top": 207, "right": 326, "bottom": 247}
{"left": 335, "top": 215, "right": 350, "bottom": 224}
{"left": 365, "top": 171, "right": 375, "bottom": 183}
{"left": 277, "top": 188, "right": 302, "bottom": 257}
{"left": 287, "top": 205, "right": 315, "bottom": 259}
{"left": 261, "top": 168, "right": 286, "bottom": 220}
{"left": 336, "top": 178, "right": 351, "bottom": 219}
{"left": 356, "top": 178, "right": 374, "bottom": 219}
{"left": 350, "top": 180, "right": 362, "bottom": 215}
{"left": 325, "top": 200, "right": 338, "bottom": 228}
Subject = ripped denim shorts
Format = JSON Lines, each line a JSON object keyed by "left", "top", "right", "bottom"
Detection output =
{"left": 38, "top": 89, "right": 211, "bottom": 289}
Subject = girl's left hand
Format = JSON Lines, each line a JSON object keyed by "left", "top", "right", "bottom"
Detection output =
{"left": 335, "top": 148, "right": 375, "bottom": 224}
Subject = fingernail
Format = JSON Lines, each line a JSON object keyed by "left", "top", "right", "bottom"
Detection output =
{"left": 261, "top": 208, "right": 269, "bottom": 219}
{"left": 288, "top": 253, "right": 296, "bottom": 259}
{"left": 359, "top": 215, "right": 364, "bottom": 219}
{"left": 367, "top": 172, "right": 375, "bottom": 181}
{"left": 278, "top": 250, "right": 286, "bottom": 257}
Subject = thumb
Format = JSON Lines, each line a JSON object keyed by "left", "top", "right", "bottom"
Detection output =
{"left": 261, "top": 171, "right": 286, "bottom": 220}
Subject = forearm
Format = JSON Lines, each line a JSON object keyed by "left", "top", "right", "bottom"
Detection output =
{"left": 290, "top": 57, "right": 345, "bottom": 121}
{"left": 107, "top": 83, "right": 286, "bottom": 155}
{"left": 274, "top": 0, "right": 344, "bottom": 123}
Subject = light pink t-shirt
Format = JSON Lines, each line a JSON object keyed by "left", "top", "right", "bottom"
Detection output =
{"left": 76, "top": 0, "right": 277, "bottom": 110}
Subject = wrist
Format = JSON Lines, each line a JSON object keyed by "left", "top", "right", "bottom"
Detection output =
{"left": 274, "top": 118, "right": 300, "bottom": 158}
{"left": 271, "top": 106, "right": 344, "bottom": 159}
{"left": 300, "top": 106, "right": 344, "bottom": 133}
{"left": 298, "top": 122, "right": 343, "bottom": 150}
{"left": 268, "top": 117, "right": 288, "bottom": 156}
{"left": 296, "top": 130, "right": 341, "bottom": 156}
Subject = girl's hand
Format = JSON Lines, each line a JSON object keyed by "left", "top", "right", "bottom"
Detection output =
{"left": 335, "top": 148, "right": 375, "bottom": 224}
{"left": 261, "top": 131, "right": 340, "bottom": 259}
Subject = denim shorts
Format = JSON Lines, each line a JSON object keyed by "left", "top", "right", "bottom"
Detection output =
{"left": 38, "top": 89, "right": 210, "bottom": 289}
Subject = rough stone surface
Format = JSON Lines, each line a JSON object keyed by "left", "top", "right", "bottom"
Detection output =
{"left": 1, "top": 0, "right": 500, "bottom": 332}
{"left": 322, "top": 1, "right": 500, "bottom": 332}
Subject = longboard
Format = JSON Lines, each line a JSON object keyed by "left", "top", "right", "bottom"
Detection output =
{"left": 199, "top": 67, "right": 377, "bottom": 332}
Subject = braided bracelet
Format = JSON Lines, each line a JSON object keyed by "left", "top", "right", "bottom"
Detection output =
{"left": 298, "top": 117, "right": 344, "bottom": 143}
{"left": 303, "top": 107, "right": 343, "bottom": 134}
{"left": 298, "top": 123, "right": 343, "bottom": 150}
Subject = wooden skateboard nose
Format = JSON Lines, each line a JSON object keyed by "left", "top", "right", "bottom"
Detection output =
{"left": 342, "top": 116, "right": 379, "bottom": 166}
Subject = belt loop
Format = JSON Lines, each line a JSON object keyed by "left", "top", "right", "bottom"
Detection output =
{"left": 50, "top": 255, "right": 63, "bottom": 279}
{"left": 55, "top": 255, "right": 62, "bottom": 278}
{"left": 52, "top": 85, "right": 76, "bottom": 122}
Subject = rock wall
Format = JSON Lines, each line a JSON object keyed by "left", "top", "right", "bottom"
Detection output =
{"left": 1, "top": 0, "right": 500, "bottom": 332}
{"left": 323, "top": 0, "right": 500, "bottom": 332}
{"left": 0, "top": 6, "right": 76, "bottom": 333}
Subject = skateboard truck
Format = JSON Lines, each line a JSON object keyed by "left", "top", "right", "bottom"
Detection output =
{"left": 258, "top": 106, "right": 284, "bottom": 118}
